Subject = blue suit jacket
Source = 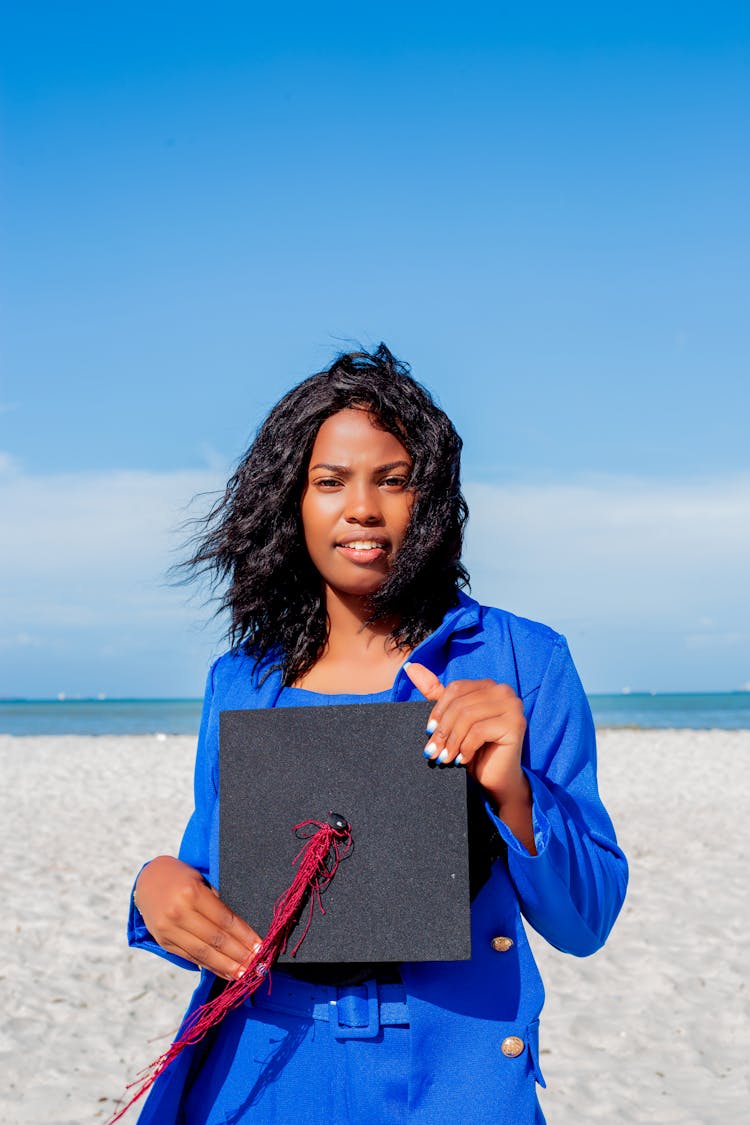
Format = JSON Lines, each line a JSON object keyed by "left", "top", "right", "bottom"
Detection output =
{"left": 128, "top": 593, "right": 628, "bottom": 1122}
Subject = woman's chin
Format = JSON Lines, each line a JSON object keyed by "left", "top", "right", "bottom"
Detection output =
{"left": 326, "top": 577, "right": 388, "bottom": 604}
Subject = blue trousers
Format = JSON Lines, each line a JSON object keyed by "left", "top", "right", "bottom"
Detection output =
{"left": 182, "top": 977, "right": 411, "bottom": 1124}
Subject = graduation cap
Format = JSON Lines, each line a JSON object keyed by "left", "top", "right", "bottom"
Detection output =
{"left": 220, "top": 701, "right": 472, "bottom": 963}
{"left": 109, "top": 702, "right": 471, "bottom": 1123}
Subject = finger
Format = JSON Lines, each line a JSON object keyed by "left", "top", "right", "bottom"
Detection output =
{"left": 431, "top": 684, "right": 526, "bottom": 747}
{"left": 166, "top": 924, "right": 260, "bottom": 980}
{"left": 427, "top": 686, "right": 525, "bottom": 765}
{"left": 149, "top": 925, "right": 227, "bottom": 977}
{"left": 428, "top": 678, "right": 494, "bottom": 728}
{"left": 196, "top": 891, "right": 264, "bottom": 957}
{"left": 427, "top": 719, "right": 492, "bottom": 766}
{"left": 422, "top": 682, "right": 490, "bottom": 761}
{"left": 428, "top": 697, "right": 499, "bottom": 764}
{"left": 431, "top": 717, "right": 526, "bottom": 771}
{"left": 154, "top": 880, "right": 262, "bottom": 971}
{"left": 405, "top": 662, "right": 454, "bottom": 749}
{"left": 456, "top": 718, "right": 523, "bottom": 764}
{"left": 403, "top": 662, "right": 445, "bottom": 705}
{"left": 171, "top": 910, "right": 264, "bottom": 980}
{"left": 155, "top": 934, "right": 236, "bottom": 981}
{"left": 436, "top": 689, "right": 524, "bottom": 753}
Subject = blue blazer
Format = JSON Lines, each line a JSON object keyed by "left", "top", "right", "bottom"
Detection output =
{"left": 128, "top": 593, "right": 628, "bottom": 1122}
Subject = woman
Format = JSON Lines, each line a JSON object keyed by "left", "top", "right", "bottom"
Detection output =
{"left": 129, "top": 344, "right": 627, "bottom": 1123}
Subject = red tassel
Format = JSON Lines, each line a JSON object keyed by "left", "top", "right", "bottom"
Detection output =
{"left": 109, "top": 813, "right": 352, "bottom": 1123}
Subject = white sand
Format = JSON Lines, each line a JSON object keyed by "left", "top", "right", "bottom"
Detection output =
{"left": 1, "top": 729, "right": 748, "bottom": 1124}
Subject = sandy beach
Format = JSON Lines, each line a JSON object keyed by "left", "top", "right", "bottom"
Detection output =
{"left": 1, "top": 728, "right": 747, "bottom": 1124}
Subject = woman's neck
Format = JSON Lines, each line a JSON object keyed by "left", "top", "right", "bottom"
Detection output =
{"left": 292, "top": 589, "right": 408, "bottom": 693}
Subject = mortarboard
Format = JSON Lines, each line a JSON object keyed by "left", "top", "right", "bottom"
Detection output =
{"left": 219, "top": 701, "right": 472, "bottom": 963}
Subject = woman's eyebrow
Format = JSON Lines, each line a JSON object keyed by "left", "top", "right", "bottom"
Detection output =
{"left": 308, "top": 460, "right": 411, "bottom": 474}
{"left": 377, "top": 460, "right": 412, "bottom": 473}
{"left": 308, "top": 462, "right": 349, "bottom": 473}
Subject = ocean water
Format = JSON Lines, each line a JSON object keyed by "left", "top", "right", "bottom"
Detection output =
{"left": 0, "top": 699, "right": 204, "bottom": 736}
{"left": 588, "top": 692, "right": 750, "bottom": 731}
{"left": 1, "top": 693, "right": 749, "bottom": 736}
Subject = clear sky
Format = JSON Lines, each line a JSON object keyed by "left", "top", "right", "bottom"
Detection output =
{"left": 1, "top": 2, "right": 748, "bottom": 696}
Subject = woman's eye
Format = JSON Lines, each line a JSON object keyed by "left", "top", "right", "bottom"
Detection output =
{"left": 317, "top": 477, "right": 342, "bottom": 489}
{"left": 381, "top": 476, "right": 409, "bottom": 488}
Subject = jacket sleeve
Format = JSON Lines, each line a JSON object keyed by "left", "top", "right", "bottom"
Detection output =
{"left": 127, "top": 659, "right": 219, "bottom": 970}
{"left": 485, "top": 635, "right": 628, "bottom": 956}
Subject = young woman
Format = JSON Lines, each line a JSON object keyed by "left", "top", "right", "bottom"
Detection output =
{"left": 129, "top": 344, "right": 627, "bottom": 1123}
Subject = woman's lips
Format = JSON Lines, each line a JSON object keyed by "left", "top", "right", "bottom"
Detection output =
{"left": 336, "top": 539, "right": 389, "bottom": 565}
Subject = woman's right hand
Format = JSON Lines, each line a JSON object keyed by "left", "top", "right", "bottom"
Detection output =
{"left": 134, "top": 855, "right": 263, "bottom": 981}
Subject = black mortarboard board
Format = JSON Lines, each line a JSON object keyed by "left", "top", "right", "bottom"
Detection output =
{"left": 219, "top": 702, "right": 471, "bottom": 963}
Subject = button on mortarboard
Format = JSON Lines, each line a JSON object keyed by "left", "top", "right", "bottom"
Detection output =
{"left": 327, "top": 812, "right": 349, "bottom": 832}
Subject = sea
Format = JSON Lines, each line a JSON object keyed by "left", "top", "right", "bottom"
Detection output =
{"left": 1, "top": 693, "right": 749, "bottom": 736}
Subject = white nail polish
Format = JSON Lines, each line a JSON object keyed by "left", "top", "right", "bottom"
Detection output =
{"left": 455, "top": 753, "right": 464, "bottom": 766}
{"left": 438, "top": 749, "right": 449, "bottom": 764}
{"left": 426, "top": 718, "right": 438, "bottom": 734}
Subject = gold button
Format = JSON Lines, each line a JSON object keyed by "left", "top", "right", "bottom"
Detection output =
{"left": 491, "top": 936, "right": 514, "bottom": 952}
{"left": 501, "top": 1036, "right": 525, "bottom": 1058}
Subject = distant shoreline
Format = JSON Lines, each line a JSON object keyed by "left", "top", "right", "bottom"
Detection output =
{"left": 2, "top": 693, "right": 750, "bottom": 734}
{"left": 3, "top": 690, "right": 750, "bottom": 703}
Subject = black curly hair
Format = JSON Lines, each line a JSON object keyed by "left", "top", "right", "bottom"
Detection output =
{"left": 184, "top": 343, "right": 469, "bottom": 685}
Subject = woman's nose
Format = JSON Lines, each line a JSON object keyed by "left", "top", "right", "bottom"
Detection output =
{"left": 344, "top": 483, "right": 382, "bottom": 524}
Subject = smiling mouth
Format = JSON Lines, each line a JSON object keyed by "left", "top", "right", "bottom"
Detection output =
{"left": 336, "top": 539, "right": 390, "bottom": 563}
{"left": 338, "top": 539, "right": 388, "bottom": 551}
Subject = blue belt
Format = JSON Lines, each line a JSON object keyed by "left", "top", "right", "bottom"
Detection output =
{"left": 249, "top": 974, "right": 410, "bottom": 1040}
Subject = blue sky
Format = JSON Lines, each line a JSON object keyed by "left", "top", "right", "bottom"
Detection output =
{"left": 1, "top": 3, "right": 748, "bottom": 696}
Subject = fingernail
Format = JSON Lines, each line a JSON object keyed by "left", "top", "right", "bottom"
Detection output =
{"left": 455, "top": 753, "right": 464, "bottom": 766}
{"left": 438, "top": 749, "right": 449, "bottom": 764}
{"left": 423, "top": 742, "right": 436, "bottom": 759}
{"left": 236, "top": 967, "right": 246, "bottom": 979}
{"left": 403, "top": 661, "right": 412, "bottom": 668}
{"left": 253, "top": 942, "right": 262, "bottom": 954}
{"left": 425, "top": 718, "right": 438, "bottom": 735}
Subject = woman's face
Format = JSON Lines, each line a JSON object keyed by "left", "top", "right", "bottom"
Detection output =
{"left": 300, "top": 408, "right": 413, "bottom": 601}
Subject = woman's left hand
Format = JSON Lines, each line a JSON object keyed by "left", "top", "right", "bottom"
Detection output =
{"left": 404, "top": 662, "right": 536, "bottom": 853}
